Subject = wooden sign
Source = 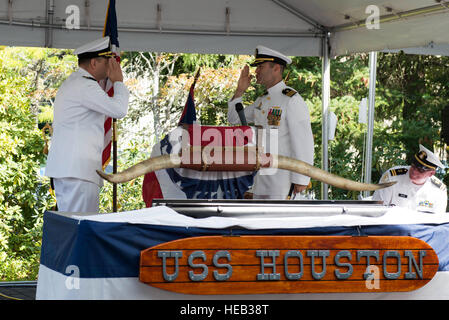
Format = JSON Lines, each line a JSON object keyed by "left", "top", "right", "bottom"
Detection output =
{"left": 139, "top": 235, "right": 439, "bottom": 295}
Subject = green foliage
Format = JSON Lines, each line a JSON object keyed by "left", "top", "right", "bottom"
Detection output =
{"left": 176, "top": 53, "right": 238, "bottom": 74}
{"left": 287, "top": 56, "right": 322, "bottom": 100}
{"left": 0, "top": 47, "right": 60, "bottom": 281}
{"left": 376, "top": 52, "right": 449, "bottom": 162}
{"left": 291, "top": 53, "right": 449, "bottom": 199}
{"left": 37, "top": 105, "right": 53, "bottom": 124}
{"left": 195, "top": 65, "right": 247, "bottom": 126}
{"left": 99, "top": 139, "right": 150, "bottom": 213}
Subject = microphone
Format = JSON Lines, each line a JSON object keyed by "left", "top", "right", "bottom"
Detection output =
{"left": 235, "top": 102, "right": 247, "bottom": 126}
{"left": 286, "top": 183, "right": 295, "bottom": 200}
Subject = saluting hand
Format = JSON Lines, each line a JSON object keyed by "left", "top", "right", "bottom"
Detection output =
{"left": 107, "top": 57, "right": 124, "bottom": 83}
{"left": 233, "top": 65, "right": 253, "bottom": 99}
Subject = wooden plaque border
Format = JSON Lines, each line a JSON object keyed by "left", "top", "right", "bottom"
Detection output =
{"left": 139, "top": 235, "right": 439, "bottom": 295}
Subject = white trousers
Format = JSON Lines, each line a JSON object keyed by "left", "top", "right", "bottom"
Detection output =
{"left": 53, "top": 178, "right": 100, "bottom": 213}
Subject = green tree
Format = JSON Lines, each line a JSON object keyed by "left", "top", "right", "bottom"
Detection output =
{"left": 99, "top": 138, "right": 149, "bottom": 213}
{"left": 0, "top": 47, "right": 71, "bottom": 280}
{"left": 376, "top": 52, "right": 449, "bottom": 162}
{"left": 2, "top": 46, "right": 449, "bottom": 282}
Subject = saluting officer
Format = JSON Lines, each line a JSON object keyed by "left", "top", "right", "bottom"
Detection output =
{"left": 373, "top": 144, "right": 447, "bottom": 214}
{"left": 227, "top": 45, "right": 314, "bottom": 199}
{"left": 45, "top": 36, "right": 129, "bottom": 213}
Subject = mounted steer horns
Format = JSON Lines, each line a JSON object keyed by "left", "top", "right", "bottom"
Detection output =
{"left": 96, "top": 146, "right": 395, "bottom": 191}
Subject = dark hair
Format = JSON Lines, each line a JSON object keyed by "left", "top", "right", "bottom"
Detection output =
{"left": 268, "top": 62, "right": 285, "bottom": 75}
{"left": 78, "top": 56, "right": 92, "bottom": 66}
{"left": 78, "top": 56, "right": 108, "bottom": 67}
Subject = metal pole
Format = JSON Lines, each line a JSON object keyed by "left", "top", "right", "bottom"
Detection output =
{"left": 45, "top": 0, "right": 54, "bottom": 47}
{"left": 363, "top": 51, "right": 377, "bottom": 198}
{"left": 112, "top": 119, "right": 117, "bottom": 212}
{"left": 321, "top": 33, "right": 330, "bottom": 200}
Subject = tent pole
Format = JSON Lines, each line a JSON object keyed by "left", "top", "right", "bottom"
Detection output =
{"left": 44, "top": 0, "right": 55, "bottom": 47}
{"left": 321, "top": 33, "right": 330, "bottom": 200}
{"left": 112, "top": 119, "right": 118, "bottom": 212}
{"left": 363, "top": 51, "right": 378, "bottom": 198}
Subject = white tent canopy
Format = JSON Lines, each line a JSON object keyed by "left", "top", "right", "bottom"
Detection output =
{"left": 1, "top": 0, "right": 449, "bottom": 57}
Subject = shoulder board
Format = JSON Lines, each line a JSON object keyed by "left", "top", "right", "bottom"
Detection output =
{"left": 389, "top": 168, "right": 408, "bottom": 176}
{"left": 83, "top": 76, "right": 97, "bottom": 82}
{"left": 282, "top": 88, "right": 297, "bottom": 97}
{"left": 431, "top": 176, "right": 447, "bottom": 191}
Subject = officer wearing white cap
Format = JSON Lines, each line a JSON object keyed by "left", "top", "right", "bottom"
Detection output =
{"left": 227, "top": 45, "right": 314, "bottom": 199}
{"left": 45, "top": 36, "right": 129, "bottom": 213}
{"left": 250, "top": 45, "right": 292, "bottom": 67}
{"left": 373, "top": 144, "right": 447, "bottom": 214}
{"left": 73, "top": 36, "right": 116, "bottom": 60}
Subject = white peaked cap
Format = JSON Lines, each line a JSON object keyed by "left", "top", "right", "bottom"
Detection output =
{"left": 414, "top": 144, "right": 445, "bottom": 169}
{"left": 73, "top": 36, "right": 113, "bottom": 59}
{"left": 251, "top": 45, "right": 292, "bottom": 66}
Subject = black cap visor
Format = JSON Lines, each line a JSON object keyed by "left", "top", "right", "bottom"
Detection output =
{"left": 250, "top": 54, "right": 287, "bottom": 67}
{"left": 412, "top": 155, "right": 437, "bottom": 171}
{"left": 77, "top": 49, "right": 114, "bottom": 60}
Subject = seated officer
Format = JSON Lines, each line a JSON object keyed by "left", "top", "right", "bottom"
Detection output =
{"left": 372, "top": 144, "right": 447, "bottom": 214}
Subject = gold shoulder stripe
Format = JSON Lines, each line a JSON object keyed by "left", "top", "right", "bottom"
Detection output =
{"left": 282, "top": 88, "right": 297, "bottom": 97}
{"left": 389, "top": 168, "right": 408, "bottom": 176}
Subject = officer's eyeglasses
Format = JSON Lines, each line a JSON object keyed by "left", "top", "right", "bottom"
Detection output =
{"left": 411, "top": 163, "right": 434, "bottom": 173}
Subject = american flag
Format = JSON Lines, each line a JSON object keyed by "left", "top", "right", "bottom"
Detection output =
{"left": 142, "top": 74, "right": 255, "bottom": 207}
{"left": 178, "top": 69, "right": 200, "bottom": 125}
{"left": 102, "top": 0, "right": 119, "bottom": 170}
{"left": 142, "top": 125, "right": 257, "bottom": 207}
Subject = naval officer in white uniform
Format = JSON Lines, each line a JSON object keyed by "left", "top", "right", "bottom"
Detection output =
{"left": 227, "top": 45, "right": 314, "bottom": 199}
{"left": 373, "top": 144, "right": 447, "bottom": 214}
{"left": 45, "top": 36, "right": 129, "bottom": 213}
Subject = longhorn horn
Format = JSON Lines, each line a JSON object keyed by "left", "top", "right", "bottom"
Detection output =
{"left": 96, "top": 147, "right": 394, "bottom": 191}
{"left": 276, "top": 155, "right": 393, "bottom": 191}
{"left": 96, "top": 154, "right": 181, "bottom": 184}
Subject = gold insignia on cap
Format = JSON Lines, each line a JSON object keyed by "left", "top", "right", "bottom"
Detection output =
{"left": 98, "top": 51, "right": 114, "bottom": 58}
{"left": 254, "top": 57, "right": 275, "bottom": 64}
{"left": 414, "top": 150, "right": 437, "bottom": 170}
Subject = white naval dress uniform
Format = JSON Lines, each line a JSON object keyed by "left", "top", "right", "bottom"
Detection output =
{"left": 372, "top": 165, "right": 447, "bottom": 214}
{"left": 228, "top": 81, "right": 314, "bottom": 199}
{"left": 45, "top": 68, "right": 129, "bottom": 213}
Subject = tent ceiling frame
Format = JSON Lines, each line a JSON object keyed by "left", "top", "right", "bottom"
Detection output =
{"left": 1, "top": 0, "right": 325, "bottom": 47}
{"left": 270, "top": 0, "right": 327, "bottom": 33}
{"left": 0, "top": 19, "right": 322, "bottom": 40}
{"left": 85, "top": 0, "right": 91, "bottom": 29}
{"left": 7, "top": 0, "right": 12, "bottom": 24}
{"left": 332, "top": 2, "right": 449, "bottom": 32}
{"left": 45, "top": 0, "right": 55, "bottom": 47}
{"left": 1, "top": 0, "right": 325, "bottom": 45}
